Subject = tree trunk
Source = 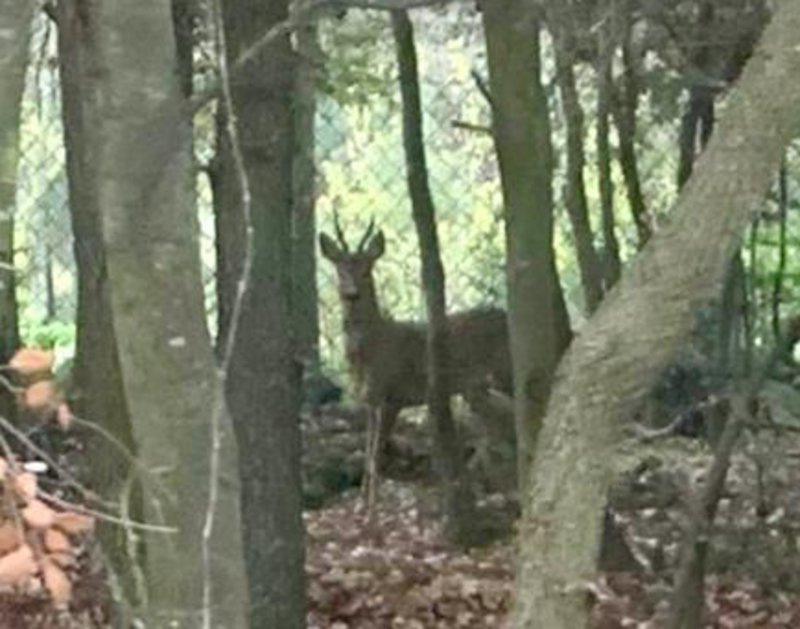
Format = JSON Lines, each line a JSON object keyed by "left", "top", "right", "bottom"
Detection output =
{"left": 219, "top": 0, "right": 307, "bottom": 625}
{"left": 391, "top": 10, "right": 476, "bottom": 545}
{"left": 57, "top": 1, "right": 248, "bottom": 625}
{"left": 550, "top": 10, "right": 605, "bottom": 313}
{"left": 511, "top": 5, "right": 800, "bottom": 627}
{"left": 0, "top": 0, "right": 33, "bottom": 362}
{"left": 56, "top": 3, "right": 144, "bottom": 616}
{"left": 480, "top": 0, "right": 572, "bottom": 495}
{"left": 292, "top": 6, "right": 320, "bottom": 370}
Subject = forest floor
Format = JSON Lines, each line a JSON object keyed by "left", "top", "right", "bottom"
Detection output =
{"left": 305, "top": 432, "right": 800, "bottom": 628}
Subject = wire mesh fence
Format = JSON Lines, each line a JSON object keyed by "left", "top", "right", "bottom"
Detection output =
{"left": 13, "top": 7, "right": 506, "bottom": 380}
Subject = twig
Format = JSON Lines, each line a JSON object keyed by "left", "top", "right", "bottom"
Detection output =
{"left": 0, "top": 413, "right": 116, "bottom": 510}
{"left": 38, "top": 490, "right": 177, "bottom": 534}
{"left": 470, "top": 69, "right": 494, "bottom": 110}
{"left": 666, "top": 333, "right": 796, "bottom": 629}
{"left": 70, "top": 415, "right": 175, "bottom": 503}
{"left": 450, "top": 120, "right": 492, "bottom": 135}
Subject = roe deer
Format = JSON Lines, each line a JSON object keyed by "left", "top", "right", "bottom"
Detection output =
{"left": 319, "top": 220, "right": 512, "bottom": 456}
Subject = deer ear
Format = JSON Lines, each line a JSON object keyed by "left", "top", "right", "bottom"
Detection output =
{"left": 365, "top": 230, "right": 385, "bottom": 260}
{"left": 319, "top": 233, "right": 344, "bottom": 261}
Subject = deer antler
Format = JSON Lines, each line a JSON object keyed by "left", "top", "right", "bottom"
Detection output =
{"left": 356, "top": 217, "right": 376, "bottom": 253}
{"left": 332, "top": 210, "right": 350, "bottom": 253}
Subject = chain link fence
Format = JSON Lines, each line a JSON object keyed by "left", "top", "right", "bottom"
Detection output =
{"left": 14, "top": 8, "right": 506, "bottom": 379}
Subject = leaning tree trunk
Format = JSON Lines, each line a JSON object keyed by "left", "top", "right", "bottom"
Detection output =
{"left": 0, "top": 0, "right": 33, "bottom": 363}
{"left": 391, "top": 10, "right": 477, "bottom": 545}
{"left": 57, "top": 1, "right": 248, "bottom": 625}
{"left": 218, "top": 0, "right": 307, "bottom": 626}
{"left": 511, "top": 4, "right": 800, "bottom": 627}
{"left": 480, "top": 0, "right": 572, "bottom": 495}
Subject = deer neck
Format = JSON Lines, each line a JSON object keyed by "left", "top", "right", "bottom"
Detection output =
{"left": 341, "top": 283, "right": 387, "bottom": 366}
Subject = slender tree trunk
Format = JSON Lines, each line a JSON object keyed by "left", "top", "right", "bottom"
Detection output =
{"left": 772, "top": 161, "right": 788, "bottom": 341}
{"left": 0, "top": 0, "right": 33, "bottom": 362}
{"left": 596, "top": 1, "right": 622, "bottom": 289}
{"left": 550, "top": 11, "right": 604, "bottom": 313}
{"left": 57, "top": 1, "right": 248, "bottom": 624}
{"left": 481, "top": 0, "right": 572, "bottom": 495}
{"left": 391, "top": 10, "right": 476, "bottom": 545}
{"left": 219, "top": 0, "right": 307, "bottom": 625}
{"left": 511, "top": 5, "right": 800, "bottom": 626}
{"left": 612, "top": 12, "right": 651, "bottom": 247}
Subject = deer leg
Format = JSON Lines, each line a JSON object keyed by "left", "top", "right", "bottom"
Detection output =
{"left": 363, "top": 405, "right": 385, "bottom": 521}
{"left": 378, "top": 403, "right": 400, "bottom": 464}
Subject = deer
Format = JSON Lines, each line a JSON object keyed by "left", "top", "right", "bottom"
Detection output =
{"left": 319, "top": 219, "right": 513, "bottom": 487}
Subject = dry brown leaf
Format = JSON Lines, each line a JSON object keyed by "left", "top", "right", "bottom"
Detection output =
{"left": 41, "top": 557, "right": 72, "bottom": 605}
{"left": 56, "top": 403, "right": 73, "bottom": 429}
{"left": 47, "top": 550, "right": 76, "bottom": 569}
{"left": 0, "top": 544, "right": 36, "bottom": 586}
{"left": 9, "top": 348, "right": 55, "bottom": 376}
{"left": 24, "top": 380, "right": 59, "bottom": 411}
{"left": 22, "top": 500, "right": 56, "bottom": 529}
{"left": 0, "top": 522, "right": 22, "bottom": 555}
{"left": 43, "top": 528, "right": 71, "bottom": 554}
{"left": 54, "top": 512, "right": 95, "bottom": 535}
{"left": 13, "top": 472, "right": 38, "bottom": 503}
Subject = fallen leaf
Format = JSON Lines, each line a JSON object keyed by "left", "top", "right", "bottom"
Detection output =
{"left": 54, "top": 512, "right": 95, "bottom": 535}
{"left": 0, "top": 544, "right": 36, "bottom": 586}
{"left": 41, "top": 557, "right": 72, "bottom": 605}
{"left": 22, "top": 500, "right": 56, "bottom": 529}
{"left": 0, "top": 522, "right": 22, "bottom": 555}
{"left": 24, "top": 380, "right": 59, "bottom": 412}
{"left": 13, "top": 472, "right": 38, "bottom": 503}
{"left": 47, "top": 551, "right": 76, "bottom": 569}
{"left": 43, "top": 528, "right": 71, "bottom": 554}
{"left": 9, "top": 348, "right": 55, "bottom": 377}
{"left": 56, "top": 403, "right": 73, "bottom": 429}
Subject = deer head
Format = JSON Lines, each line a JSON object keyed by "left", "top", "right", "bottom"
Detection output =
{"left": 319, "top": 217, "right": 385, "bottom": 303}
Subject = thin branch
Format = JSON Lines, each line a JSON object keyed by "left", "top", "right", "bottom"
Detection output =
{"left": 450, "top": 119, "right": 491, "bottom": 135}
{"left": 470, "top": 69, "right": 494, "bottom": 110}
{"left": 38, "top": 490, "right": 177, "bottom": 534}
{"left": 202, "top": 0, "right": 256, "bottom": 625}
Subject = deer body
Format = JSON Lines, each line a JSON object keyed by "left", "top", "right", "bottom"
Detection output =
{"left": 320, "top": 225, "right": 512, "bottom": 448}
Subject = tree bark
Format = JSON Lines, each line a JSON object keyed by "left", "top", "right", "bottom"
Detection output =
{"left": 481, "top": 0, "right": 572, "bottom": 495}
{"left": 0, "top": 0, "right": 33, "bottom": 363}
{"left": 57, "top": 1, "right": 248, "bottom": 625}
{"left": 219, "top": 0, "right": 307, "bottom": 625}
{"left": 511, "top": 4, "right": 800, "bottom": 626}
{"left": 391, "top": 10, "right": 476, "bottom": 545}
